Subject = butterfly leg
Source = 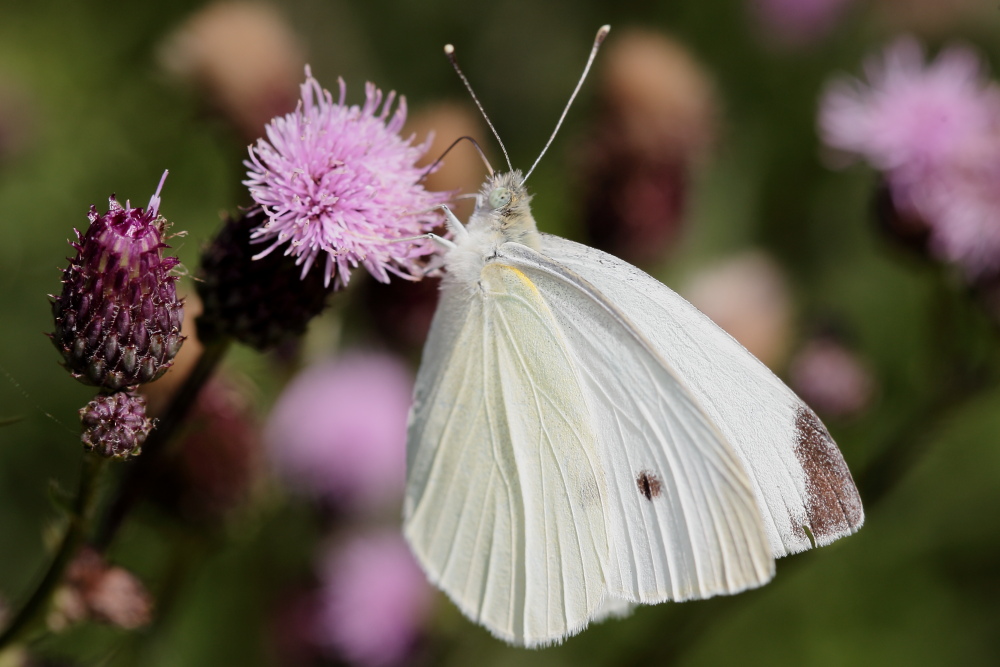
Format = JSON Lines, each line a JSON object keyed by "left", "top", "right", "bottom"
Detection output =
{"left": 437, "top": 205, "right": 469, "bottom": 241}
{"left": 388, "top": 232, "right": 456, "bottom": 249}
{"left": 419, "top": 252, "right": 447, "bottom": 276}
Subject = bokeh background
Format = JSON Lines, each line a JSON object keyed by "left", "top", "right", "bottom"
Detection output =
{"left": 3, "top": 0, "right": 1000, "bottom": 665}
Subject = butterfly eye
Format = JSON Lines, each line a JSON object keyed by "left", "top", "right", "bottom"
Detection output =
{"left": 488, "top": 187, "right": 512, "bottom": 209}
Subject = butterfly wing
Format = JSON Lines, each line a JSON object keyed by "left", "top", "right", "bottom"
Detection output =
{"left": 405, "top": 276, "right": 608, "bottom": 647}
{"left": 406, "top": 258, "right": 774, "bottom": 646}
{"left": 488, "top": 250, "right": 774, "bottom": 607}
{"left": 511, "top": 235, "right": 865, "bottom": 558}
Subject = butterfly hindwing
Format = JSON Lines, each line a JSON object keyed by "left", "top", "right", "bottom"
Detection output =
{"left": 405, "top": 273, "right": 608, "bottom": 647}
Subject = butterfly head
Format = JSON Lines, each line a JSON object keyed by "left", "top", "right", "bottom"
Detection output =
{"left": 473, "top": 170, "right": 540, "bottom": 248}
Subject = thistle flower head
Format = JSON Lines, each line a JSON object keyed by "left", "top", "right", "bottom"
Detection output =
{"left": 80, "top": 391, "right": 153, "bottom": 459}
{"left": 196, "top": 209, "right": 332, "bottom": 350}
{"left": 579, "top": 30, "right": 714, "bottom": 267}
{"left": 244, "top": 68, "right": 449, "bottom": 289}
{"left": 820, "top": 38, "right": 1000, "bottom": 178}
{"left": 820, "top": 39, "right": 1000, "bottom": 278}
{"left": 52, "top": 172, "right": 185, "bottom": 390}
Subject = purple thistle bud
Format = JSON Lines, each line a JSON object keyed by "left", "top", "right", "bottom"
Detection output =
{"left": 579, "top": 30, "right": 716, "bottom": 267}
{"left": 51, "top": 172, "right": 185, "bottom": 390}
{"left": 196, "top": 209, "right": 332, "bottom": 350}
{"left": 79, "top": 391, "right": 153, "bottom": 459}
{"left": 244, "top": 68, "right": 450, "bottom": 289}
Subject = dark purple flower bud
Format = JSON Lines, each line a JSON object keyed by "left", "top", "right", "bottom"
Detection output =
{"left": 361, "top": 275, "right": 441, "bottom": 353}
{"left": 580, "top": 147, "right": 688, "bottom": 266}
{"left": 51, "top": 172, "right": 185, "bottom": 390}
{"left": 579, "top": 29, "right": 717, "bottom": 267}
{"left": 79, "top": 391, "right": 153, "bottom": 459}
{"left": 195, "top": 209, "right": 333, "bottom": 350}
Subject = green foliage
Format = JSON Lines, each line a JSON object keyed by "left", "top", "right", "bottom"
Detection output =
{"left": 1, "top": 0, "right": 999, "bottom": 665}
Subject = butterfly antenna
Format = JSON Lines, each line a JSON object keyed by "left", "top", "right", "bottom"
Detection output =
{"left": 419, "top": 135, "right": 494, "bottom": 183}
{"left": 444, "top": 44, "right": 513, "bottom": 173}
{"left": 523, "top": 24, "right": 610, "bottom": 183}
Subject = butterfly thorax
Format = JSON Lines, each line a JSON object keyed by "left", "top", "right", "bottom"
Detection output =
{"left": 443, "top": 170, "right": 542, "bottom": 291}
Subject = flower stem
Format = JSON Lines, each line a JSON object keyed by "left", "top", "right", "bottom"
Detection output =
{"left": 0, "top": 453, "right": 106, "bottom": 650}
{"left": 93, "top": 337, "right": 232, "bottom": 550}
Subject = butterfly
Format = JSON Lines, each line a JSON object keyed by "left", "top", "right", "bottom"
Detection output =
{"left": 403, "top": 26, "right": 863, "bottom": 648}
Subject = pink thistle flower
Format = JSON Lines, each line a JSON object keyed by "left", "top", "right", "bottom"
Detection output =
{"left": 263, "top": 352, "right": 412, "bottom": 512}
{"left": 245, "top": 68, "right": 449, "bottom": 289}
{"left": 819, "top": 38, "right": 1000, "bottom": 277}
{"left": 820, "top": 38, "right": 1000, "bottom": 179}
{"left": 915, "top": 144, "right": 1000, "bottom": 276}
{"left": 314, "top": 531, "right": 432, "bottom": 667}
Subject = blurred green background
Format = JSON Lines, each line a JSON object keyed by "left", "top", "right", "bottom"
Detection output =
{"left": 3, "top": 0, "right": 1000, "bottom": 665}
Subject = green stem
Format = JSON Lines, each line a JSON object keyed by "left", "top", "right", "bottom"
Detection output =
{"left": 0, "top": 453, "right": 106, "bottom": 650}
{"left": 93, "top": 337, "right": 232, "bottom": 549}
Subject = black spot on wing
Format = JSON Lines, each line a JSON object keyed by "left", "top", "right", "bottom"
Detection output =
{"left": 636, "top": 470, "right": 662, "bottom": 502}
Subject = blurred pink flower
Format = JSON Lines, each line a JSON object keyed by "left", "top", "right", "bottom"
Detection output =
{"left": 245, "top": 68, "right": 449, "bottom": 288}
{"left": 52, "top": 548, "right": 153, "bottom": 631}
{"left": 264, "top": 352, "right": 412, "bottom": 512}
{"left": 820, "top": 38, "right": 999, "bottom": 178}
{"left": 924, "top": 169, "right": 1000, "bottom": 277}
{"left": 820, "top": 38, "right": 1000, "bottom": 277}
{"left": 682, "top": 251, "right": 793, "bottom": 370}
{"left": 789, "top": 338, "right": 876, "bottom": 418}
{"left": 315, "top": 531, "right": 432, "bottom": 667}
{"left": 750, "top": 0, "right": 855, "bottom": 48}
{"left": 157, "top": 1, "right": 304, "bottom": 140}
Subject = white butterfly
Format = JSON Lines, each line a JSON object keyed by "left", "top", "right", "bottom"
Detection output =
{"left": 403, "top": 26, "right": 863, "bottom": 648}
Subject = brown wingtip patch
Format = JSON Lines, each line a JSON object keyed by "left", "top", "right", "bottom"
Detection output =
{"left": 794, "top": 408, "right": 864, "bottom": 544}
{"left": 636, "top": 470, "right": 662, "bottom": 502}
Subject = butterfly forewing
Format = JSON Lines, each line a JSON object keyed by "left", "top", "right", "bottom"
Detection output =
{"left": 500, "top": 244, "right": 775, "bottom": 603}
{"left": 521, "top": 235, "right": 864, "bottom": 556}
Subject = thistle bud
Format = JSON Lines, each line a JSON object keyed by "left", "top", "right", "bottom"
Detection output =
{"left": 51, "top": 173, "right": 184, "bottom": 391}
{"left": 196, "top": 210, "right": 332, "bottom": 350}
{"left": 79, "top": 391, "right": 153, "bottom": 459}
{"left": 579, "top": 30, "right": 717, "bottom": 267}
